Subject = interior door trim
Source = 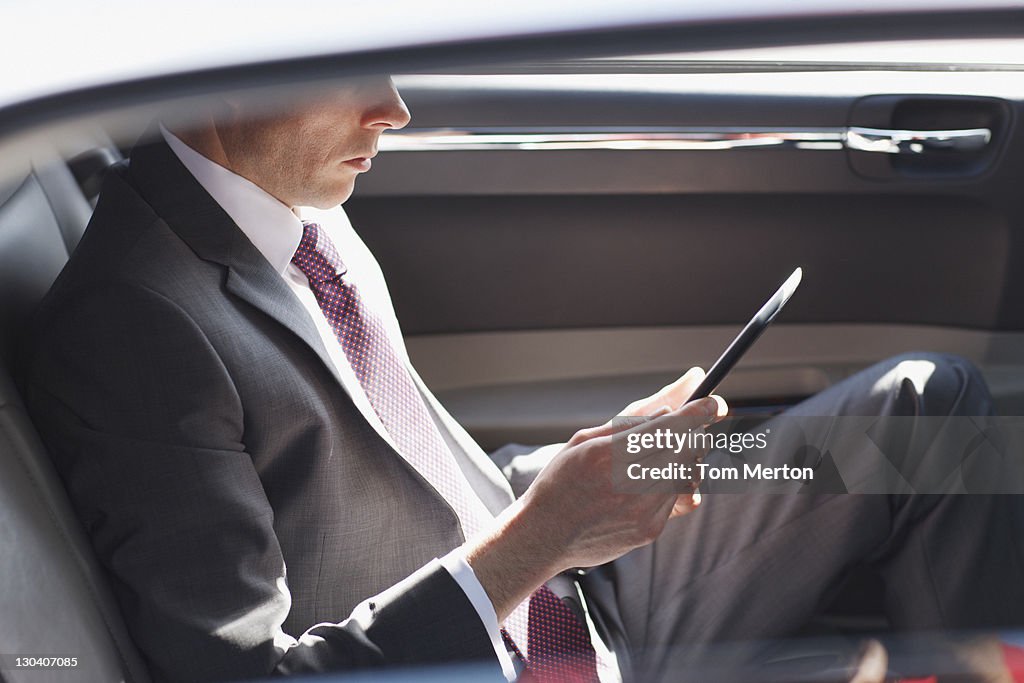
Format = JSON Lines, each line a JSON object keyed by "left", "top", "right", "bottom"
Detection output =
{"left": 379, "top": 126, "right": 992, "bottom": 153}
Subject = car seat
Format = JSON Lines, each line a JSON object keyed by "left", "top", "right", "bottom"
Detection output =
{"left": 0, "top": 147, "right": 151, "bottom": 683}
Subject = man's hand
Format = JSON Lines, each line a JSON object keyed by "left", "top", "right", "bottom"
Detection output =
{"left": 849, "top": 640, "right": 889, "bottom": 683}
{"left": 620, "top": 366, "right": 717, "bottom": 514}
{"left": 466, "top": 389, "right": 727, "bottom": 622}
{"left": 620, "top": 366, "right": 709, "bottom": 418}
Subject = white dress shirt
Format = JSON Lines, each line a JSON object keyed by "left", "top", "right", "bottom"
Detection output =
{"left": 161, "top": 126, "right": 618, "bottom": 682}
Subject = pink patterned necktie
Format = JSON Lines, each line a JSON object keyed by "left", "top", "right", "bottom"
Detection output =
{"left": 291, "top": 222, "right": 598, "bottom": 682}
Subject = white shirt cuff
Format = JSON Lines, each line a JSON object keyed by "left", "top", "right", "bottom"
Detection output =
{"left": 439, "top": 547, "right": 518, "bottom": 682}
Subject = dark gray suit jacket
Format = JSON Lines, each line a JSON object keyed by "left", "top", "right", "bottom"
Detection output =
{"left": 23, "top": 136, "right": 510, "bottom": 682}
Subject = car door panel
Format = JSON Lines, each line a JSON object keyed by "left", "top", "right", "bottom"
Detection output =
{"left": 343, "top": 71, "right": 1024, "bottom": 449}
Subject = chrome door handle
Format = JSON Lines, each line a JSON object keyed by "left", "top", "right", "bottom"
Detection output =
{"left": 844, "top": 126, "right": 991, "bottom": 154}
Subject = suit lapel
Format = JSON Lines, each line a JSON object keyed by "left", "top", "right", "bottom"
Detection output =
{"left": 126, "top": 131, "right": 352, "bottom": 394}
{"left": 123, "top": 128, "right": 477, "bottom": 530}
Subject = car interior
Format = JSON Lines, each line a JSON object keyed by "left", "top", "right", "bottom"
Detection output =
{"left": 2, "top": 25, "right": 1024, "bottom": 683}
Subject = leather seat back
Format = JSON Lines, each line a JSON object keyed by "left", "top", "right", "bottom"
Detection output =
{"left": 0, "top": 158, "right": 151, "bottom": 683}
{"left": 0, "top": 170, "right": 80, "bottom": 366}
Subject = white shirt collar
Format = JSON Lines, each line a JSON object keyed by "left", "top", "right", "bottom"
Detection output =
{"left": 160, "top": 124, "right": 304, "bottom": 275}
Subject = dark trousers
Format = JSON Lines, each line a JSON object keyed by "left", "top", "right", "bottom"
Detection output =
{"left": 584, "top": 353, "right": 1024, "bottom": 681}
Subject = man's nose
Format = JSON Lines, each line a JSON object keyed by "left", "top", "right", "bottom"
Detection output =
{"left": 360, "top": 77, "right": 411, "bottom": 131}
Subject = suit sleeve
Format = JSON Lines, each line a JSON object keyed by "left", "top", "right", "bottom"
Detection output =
{"left": 24, "top": 282, "right": 499, "bottom": 683}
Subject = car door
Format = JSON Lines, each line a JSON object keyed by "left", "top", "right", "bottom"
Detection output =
{"left": 342, "top": 48, "right": 1024, "bottom": 452}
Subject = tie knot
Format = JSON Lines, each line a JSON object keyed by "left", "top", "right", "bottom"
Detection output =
{"left": 292, "top": 221, "right": 347, "bottom": 283}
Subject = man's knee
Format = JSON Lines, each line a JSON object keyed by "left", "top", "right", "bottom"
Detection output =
{"left": 870, "top": 351, "right": 992, "bottom": 418}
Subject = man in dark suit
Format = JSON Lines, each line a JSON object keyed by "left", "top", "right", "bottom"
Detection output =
{"left": 22, "top": 77, "right": 1024, "bottom": 683}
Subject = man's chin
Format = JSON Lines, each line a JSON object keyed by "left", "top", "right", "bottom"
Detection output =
{"left": 311, "top": 183, "right": 356, "bottom": 209}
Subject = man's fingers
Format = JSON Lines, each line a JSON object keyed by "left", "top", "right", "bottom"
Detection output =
{"left": 568, "top": 404, "right": 674, "bottom": 446}
{"left": 653, "top": 366, "right": 707, "bottom": 408}
{"left": 626, "top": 398, "right": 721, "bottom": 487}
{"left": 627, "top": 396, "right": 722, "bottom": 446}
{"left": 669, "top": 491, "right": 701, "bottom": 517}
{"left": 676, "top": 394, "right": 728, "bottom": 420}
{"left": 621, "top": 367, "right": 706, "bottom": 417}
{"left": 849, "top": 640, "right": 888, "bottom": 683}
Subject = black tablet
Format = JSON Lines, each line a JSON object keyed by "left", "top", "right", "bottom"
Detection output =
{"left": 689, "top": 267, "right": 803, "bottom": 400}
